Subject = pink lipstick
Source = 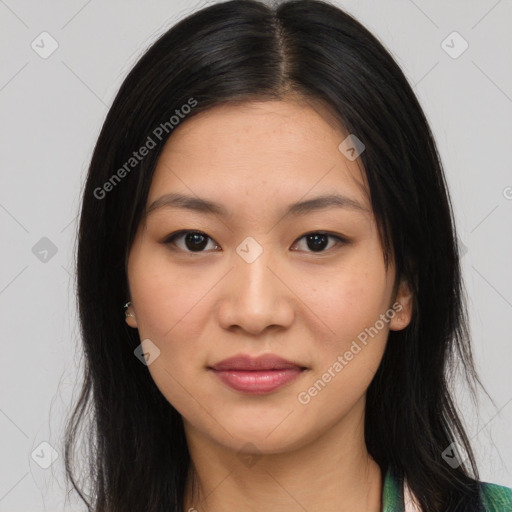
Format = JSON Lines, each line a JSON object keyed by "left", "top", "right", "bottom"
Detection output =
{"left": 209, "top": 353, "right": 306, "bottom": 394}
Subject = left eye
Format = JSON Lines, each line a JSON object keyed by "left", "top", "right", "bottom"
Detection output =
{"left": 162, "top": 230, "right": 347, "bottom": 254}
{"left": 291, "top": 232, "right": 347, "bottom": 253}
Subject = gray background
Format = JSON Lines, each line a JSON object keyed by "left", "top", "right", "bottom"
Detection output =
{"left": 1, "top": 0, "right": 511, "bottom": 510}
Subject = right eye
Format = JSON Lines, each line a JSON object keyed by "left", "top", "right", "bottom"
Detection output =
{"left": 162, "top": 230, "right": 221, "bottom": 253}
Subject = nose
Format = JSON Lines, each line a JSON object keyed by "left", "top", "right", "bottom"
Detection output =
{"left": 216, "top": 244, "right": 295, "bottom": 336}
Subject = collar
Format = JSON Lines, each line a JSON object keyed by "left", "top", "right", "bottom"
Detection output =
{"left": 381, "top": 466, "right": 512, "bottom": 511}
{"left": 382, "top": 466, "right": 405, "bottom": 512}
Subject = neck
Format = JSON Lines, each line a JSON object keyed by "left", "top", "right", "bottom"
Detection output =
{"left": 182, "top": 397, "right": 382, "bottom": 512}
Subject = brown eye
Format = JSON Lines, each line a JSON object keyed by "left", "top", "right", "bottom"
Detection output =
{"left": 163, "top": 231, "right": 219, "bottom": 253}
{"left": 291, "top": 232, "right": 347, "bottom": 253}
{"left": 163, "top": 230, "right": 347, "bottom": 255}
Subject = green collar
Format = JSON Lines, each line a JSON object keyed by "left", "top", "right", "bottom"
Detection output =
{"left": 381, "top": 467, "right": 404, "bottom": 511}
{"left": 381, "top": 466, "right": 512, "bottom": 511}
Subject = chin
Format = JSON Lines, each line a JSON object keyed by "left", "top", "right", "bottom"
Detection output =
{"left": 212, "top": 423, "right": 309, "bottom": 454}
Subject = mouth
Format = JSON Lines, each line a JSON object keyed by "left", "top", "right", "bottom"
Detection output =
{"left": 208, "top": 353, "right": 308, "bottom": 394}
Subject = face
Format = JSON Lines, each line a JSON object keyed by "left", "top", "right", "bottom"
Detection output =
{"left": 125, "top": 98, "right": 413, "bottom": 454}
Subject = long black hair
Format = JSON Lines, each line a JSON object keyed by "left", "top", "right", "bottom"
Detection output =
{"left": 65, "top": 1, "right": 491, "bottom": 510}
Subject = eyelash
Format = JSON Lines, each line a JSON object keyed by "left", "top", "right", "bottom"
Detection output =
{"left": 162, "top": 230, "right": 348, "bottom": 254}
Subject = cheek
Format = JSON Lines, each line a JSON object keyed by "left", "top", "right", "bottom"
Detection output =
{"left": 296, "top": 289, "right": 389, "bottom": 420}
{"left": 303, "top": 258, "right": 392, "bottom": 397}
{"left": 127, "top": 250, "right": 209, "bottom": 415}
{"left": 312, "top": 260, "right": 390, "bottom": 344}
{"left": 126, "top": 246, "right": 221, "bottom": 417}
{"left": 127, "top": 243, "right": 209, "bottom": 340}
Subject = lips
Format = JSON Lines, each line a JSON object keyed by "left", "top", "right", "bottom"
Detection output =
{"left": 209, "top": 354, "right": 307, "bottom": 394}
{"left": 210, "top": 353, "right": 306, "bottom": 371}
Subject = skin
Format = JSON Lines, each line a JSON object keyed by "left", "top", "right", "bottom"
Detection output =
{"left": 125, "top": 98, "right": 413, "bottom": 512}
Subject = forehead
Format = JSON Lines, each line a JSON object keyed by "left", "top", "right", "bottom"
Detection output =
{"left": 148, "top": 99, "right": 370, "bottom": 213}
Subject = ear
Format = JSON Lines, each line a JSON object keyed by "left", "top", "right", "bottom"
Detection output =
{"left": 389, "top": 278, "right": 414, "bottom": 331}
{"left": 124, "top": 302, "right": 138, "bottom": 329}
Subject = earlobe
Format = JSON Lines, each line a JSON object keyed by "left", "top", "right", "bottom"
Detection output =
{"left": 124, "top": 301, "right": 138, "bottom": 328}
{"left": 389, "top": 279, "right": 414, "bottom": 331}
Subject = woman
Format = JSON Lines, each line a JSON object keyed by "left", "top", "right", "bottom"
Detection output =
{"left": 65, "top": 0, "right": 512, "bottom": 510}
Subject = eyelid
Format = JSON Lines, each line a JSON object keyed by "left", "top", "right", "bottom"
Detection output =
{"left": 162, "top": 230, "right": 348, "bottom": 253}
{"left": 162, "top": 230, "right": 220, "bottom": 252}
{"left": 292, "top": 231, "right": 348, "bottom": 252}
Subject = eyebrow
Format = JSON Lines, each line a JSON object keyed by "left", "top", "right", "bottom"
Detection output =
{"left": 145, "top": 192, "right": 369, "bottom": 218}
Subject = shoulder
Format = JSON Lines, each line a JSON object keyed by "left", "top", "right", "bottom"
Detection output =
{"left": 401, "top": 477, "right": 512, "bottom": 512}
{"left": 479, "top": 480, "right": 512, "bottom": 511}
